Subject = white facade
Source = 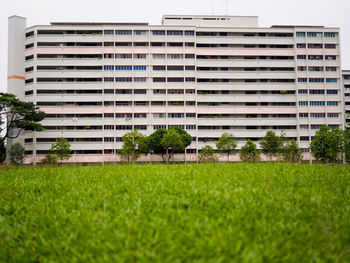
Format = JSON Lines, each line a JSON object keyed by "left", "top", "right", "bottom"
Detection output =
{"left": 7, "top": 15, "right": 344, "bottom": 163}
{"left": 344, "top": 70, "right": 350, "bottom": 125}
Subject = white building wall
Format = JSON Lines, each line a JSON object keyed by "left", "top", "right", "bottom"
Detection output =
{"left": 7, "top": 15, "right": 344, "bottom": 163}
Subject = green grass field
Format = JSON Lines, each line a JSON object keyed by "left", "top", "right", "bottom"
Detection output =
{"left": 1, "top": 163, "right": 350, "bottom": 262}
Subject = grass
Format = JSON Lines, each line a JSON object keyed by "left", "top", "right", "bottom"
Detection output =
{"left": 0, "top": 163, "right": 350, "bottom": 262}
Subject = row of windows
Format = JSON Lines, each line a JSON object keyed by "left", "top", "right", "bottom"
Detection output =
{"left": 297, "top": 55, "right": 336, "bottom": 60}
{"left": 104, "top": 30, "right": 195, "bottom": 36}
{"left": 296, "top": 43, "right": 336, "bottom": 49}
{"left": 298, "top": 101, "right": 339, "bottom": 106}
{"left": 299, "top": 113, "right": 339, "bottom": 118}
{"left": 298, "top": 78, "right": 338, "bottom": 83}
{"left": 104, "top": 65, "right": 147, "bottom": 70}
{"left": 296, "top": 32, "right": 337, "bottom": 38}
{"left": 104, "top": 77, "right": 196, "bottom": 83}
{"left": 104, "top": 89, "right": 196, "bottom": 94}
{"left": 297, "top": 66, "right": 337, "bottom": 72}
{"left": 298, "top": 89, "right": 338, "bottom": 95}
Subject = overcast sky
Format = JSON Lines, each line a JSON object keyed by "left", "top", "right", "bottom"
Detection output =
{"left": 1, "top": 0, "right": 349, "bottom": 93}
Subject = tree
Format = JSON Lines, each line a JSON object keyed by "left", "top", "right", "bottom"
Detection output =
{"left": 199, "top": 145, "right": 218, "bottom": 163}
{"left": 240, "top": 139, "right": 260, "bottom": 162}
{"left": 310, "top": 125, "right": 344, "bottom": 164}
{"left": 119, "top": 130, "right": 148, "bottom": 163}
{"left": 50, "top": 137, "right": 72, "bottom": 165}
{"left": 260, "top": 131, "right": 283, "bottom": 161}
{"left": 345, "top": 127, "right": 350, "bottom": 164}
{"left": 41, "top": 153, "right": 58, "bottom": 165}
{"left": 0, "top": 93, "right": 45, "bottom": 144}
{"left": 216, "top": 133, "right": 237, "bottom": 162}
{"left": 161, "top": 128, "right": 184, "bottom": 163}
{"left": 172, "top": 126, "right": 192, "bottom": 150}
{"left": 8, "top": 142, "right": 25, "bottom": 165}
{"left": 148, "top": 128, "right": 167, "bottom": 162}
{"left": 0, "top": 138, "right": 5, "bottom": 164}
{"left": 282, "top": 139, "right": 302, "bottom": 163}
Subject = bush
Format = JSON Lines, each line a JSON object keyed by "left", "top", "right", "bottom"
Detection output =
{"left": 240, "top": 139, "right": 260, "bottom": 162}
{"left": 8, "top": 142, "right": 25, "bottom": 165}
{"left": 41, "top": 153, "right": 58, "bottom": 165}
{"left": 199, "top": 145, "right": 218, "bottom": 163}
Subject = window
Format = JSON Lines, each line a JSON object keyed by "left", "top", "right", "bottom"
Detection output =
{"left": 167, "top": 30, "right": 183, "bottom": 35}
{"left": 327, "top": 101, "right": 338, "bottom": 106}
{"left": 104, "top": 30, "right": 114, "bottom": 35}
{"left": 308, "top": 67, "right": 323, "bottom": 72}
{"left": 153, "top": 65, "right": 166, "bottom": 71}
{"left": 299, "top": 113, "right": 309, "bottom": 118}
{"left": 298, "top": 89, "right": 307, "bottom": 94}
{"left": 134, "top": 30, "right": 147, "bottom": 35}
{"left": 104, "top": 77, "right": 114, "bottom": 82}
{"left": 134, "top": 89, "right": 147, "bottom": 94}
{"left": 297, "top": 43, "right": 306, "bottom": 48}
{"left": 311, "top": 125, "right": 321, "bottom": 129}
{"left": 310, "top": 113, "right": 325, "bottom": 118}
{"left": 25, "top": 43, "right": 34, "bottom": 49}
{"left": 186, "top": 125, "right": 196, "bottom": 130}
{"left": 104, "top": 42, "right": 114, "bottom": 47}
{"left": 298, "top": 66, "right": 307, "bottom": 71}
{"left": 153, "top": 54, "right": 166, "bottom": 59}
{"left": 328, "top": 113, "right": 339, "bottom": 118}
{"left": 298, "top": 78, "right": 307, "bottom": 83}
{"left": 300, "top": 124, "right": 309, "bottom": 129}
{"left": 134, "top": 101, "right": 149, "bottom": 106}
{"left": 186, "top": 113, "right": 196, "bottom": 118}
{"left": 185, "top": 77, "right": 196, "bottom": 82}
{"left": 115, "top": 125, "right": 133, "bottom": 130}
{"left": 115, "top": 54, "right": 132, "bottom": 59}
{"left": 325, "top": 44, "right": 336, "bottom": 49}
{"left": 104, "top": 54, "right": 114, "bottom": 59}
{"left": 307, "top": 32, "right": 322, "bottom": 37}
{"left": 153, "top": 89, "right": 166, "bottom": 94}
{"left": 167, "top": 54, "right": 183, "bottom": 59}
{"left": 153, "top": 125, "right": 167, "bottom": 130}
{"left": 167, "top": 78, "right": 184, "bottom": 82}
{"left": 104, "top": 113, "right": 114, "bottom": 118}
{"left": 104, "top": 65, "right": 114, "bottom": 70}
{"left": 153, "top": 77, "right": 166, "bottom": 82}
{"left": 134, "top": 125, "right": 147, "bottom": 130}
{"left": 310, "top": 101, "right": 325, "bottom": 106}
{"left": 186, "top": 89, "right": 195, "bottom": 94}
{"left": 296, "top": 32, "right": 306, "bottom": 37}
{"left": 134, "top": 65, "right": 146, "bottom": 70}
{"left": 134, "top": 77, "right": 147, "bottom": 82}
{"left": 185, "top": 54, "right": 195, "bottom": 59}
{"left": 297, "top": 55, "right": 306, "bottom": 60}
{"left": 325, "top": 55, "right": 336, "bottom": 60}
{"left": 25, "top": 78, "right": 34, "bottom": 84}
{"left": 309, "top": 78, "right": 324, "bottom": 83}
{"left": 115, "top": 65, "right": 132, "bottom": 70}
{"left": 324, "top": 32, "right": 336, "bottom": 37}
{"left": 168, "top": 113, "right": 184, "bottom": 118}
{"left": 134, "top": 42, "right": 148, "bottom": 47}
{"left": 300, "top": 136, "right": 309, "bottom": 141}
{"left": 152, "top": 30, "right": 165, "bottom": 35}
{"left": 116, "top": 89, "right": 132, "bottom": 94}
{"left": 115, "top": 77, "right": 132, "bottom": 82}
{"left": 308, "top": 44, "right": 323, "bottom": 49}
{"left": 133, "top": 54, "right": 146, "bottom": 59}
{"left": 299, "top": 101, "right": 308, "bottom": 106}
{"left": 115, "top": 30, "right": 132, "bottom": 35}
{"left": 116, "top": 113, "right": 132, "bottom": 118}
{"left": 185, "top": 31, "right": 195, "bottom": 36}
{"left": 25, "top": 90, "right": 33, "bottom": 96}
{"left": 309, "top": 89, "right": 324, "bottom": 94}
{"left": 308, "top": 55, "right": 323, "bottom": 60}
{"left": 104, "top": 89, "right": 114, "bottom": 94}
{"left": 104, "top": 137, "right": 114, "bottom": 142}
{"left": 185, "top": 66, "right": 195, "bottom": 71}
{"left": 326, "top": 78, "right": 337, "bottom": 83}
{"left": 326, "top": 90, "right": 338, "bottom": 94}
{"left": 104, "top": 125, "right": 114, "bottom": 130}
{"left": 167, "top": 65, "right": 184, "bottom": 71}
{"left": 326, "top": 67, "right": 337, "bottom": 72}
{"left": 134, "top": 113, "right": 147, "bottom": 118}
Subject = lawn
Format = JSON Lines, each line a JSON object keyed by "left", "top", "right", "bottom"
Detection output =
{"left": 0, "top": 163, "right": 349, "bottom": 262}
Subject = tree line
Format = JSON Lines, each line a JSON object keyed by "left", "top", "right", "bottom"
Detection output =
{"left": 1, "top": 92, "right": 350, "bottom": 165}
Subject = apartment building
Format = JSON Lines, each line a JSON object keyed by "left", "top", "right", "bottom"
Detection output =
{"left": 343, "top": 70, "right": 350, "bottom": 125}
{"left": 7, "top": 15, "right": 344, "bottom": 163}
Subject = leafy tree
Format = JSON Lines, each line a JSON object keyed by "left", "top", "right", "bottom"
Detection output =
{"left": 282, "top": 139, "right": 302, "bottom": 163}
{"left": 172, "top": 126, "right": 192, "bottom": 150}
{"left": 41, "top": 153, "right": 58, "bottom": 165}
{"left": 345, "top": 127, "right": 350, "bottom": 164}
{"left": 0, "top": 93, "right": 45, "bottom": 144}
{"left": 119, "top": 130, "right": 148, "bottom": 163}
{"left": 161, "top": 128, "right": 184, "bottom": 163}
{"left": 216, "top": 133, "right": 237, "bottom": 162}
{"left": 0, "top": 138, "right": 5, "bottom": 164}
{"left": 8, "top": 142, "right": 25, "bottom": 165}
{"left": 260, "top": 131, "right": 283, "bottom": 160}
{"left": 240, "top": 139, "right": 260, "bottom": 162}
{"left": 148, "top": 128, "right": 167, "bottom": 162}
{"left": 50, "top": 137, "right": 72, "bottom": 165}
{"left": 310, "top": 125, "right": 344, "bottom": 164}
{"left": 199, "top": 145, "right": 218, "bottom": 163}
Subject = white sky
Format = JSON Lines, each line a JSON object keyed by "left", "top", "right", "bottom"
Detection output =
{"left": 1, "top": 0, "right": 350, "bottom": 93}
